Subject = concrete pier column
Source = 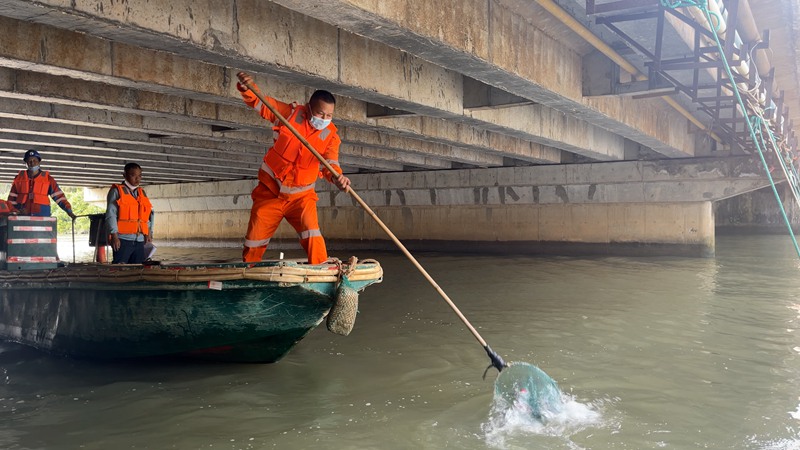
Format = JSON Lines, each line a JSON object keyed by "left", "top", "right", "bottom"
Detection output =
{"left": 319, "top": 200, "right": 716, "bottom": 257}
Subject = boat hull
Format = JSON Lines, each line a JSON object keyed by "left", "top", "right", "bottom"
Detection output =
{"left": 0, "top": 260, "right": 382, "bottom": 363}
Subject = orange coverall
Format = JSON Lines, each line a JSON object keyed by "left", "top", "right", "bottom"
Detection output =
{"left": 238, "top": 83, "right": 343, "bottom": 264}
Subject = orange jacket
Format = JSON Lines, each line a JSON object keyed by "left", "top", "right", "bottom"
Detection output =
{"left": 239, "top": 84, "right": 343, "bottom": 196}
{"left": 12, "top": 170, "right": 51, "bottom": 207}
{"left": 113, "top": 184, "right": 152, "bottom": 235}
{"left": 9, "top": 170, "right": 72, "bottom": 217}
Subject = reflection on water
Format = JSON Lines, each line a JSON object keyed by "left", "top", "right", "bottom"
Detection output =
{"left": 3, "top": 234, "right": 800, "bottom": 449}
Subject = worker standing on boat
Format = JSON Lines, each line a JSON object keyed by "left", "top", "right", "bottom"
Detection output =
{"left": 236, "top": 72, "right": 351, "bottom": 264}
{"left": 8, "top": 150, "right": 77, "bottom": 219}
{"left": 105, "top": 162, "right": 154, "bottom": 264}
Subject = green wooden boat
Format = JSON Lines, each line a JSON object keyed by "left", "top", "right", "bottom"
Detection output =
{"left": 0, "top": 258, "right": 382, "bottom": 363}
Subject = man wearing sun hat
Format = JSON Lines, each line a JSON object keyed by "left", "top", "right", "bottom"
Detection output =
{"left": 7, "top": 150, "right": 77, "bottom": 219}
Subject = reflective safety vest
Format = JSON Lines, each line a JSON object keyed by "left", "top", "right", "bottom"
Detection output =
{"left": 113, "top": 184, "right": 152, "bottom": 235}
{"left": 261, "top": 104, "right": 341, "bottom": 191}
{"left": 12, "top": 170, "right": 51, "bottom": 207}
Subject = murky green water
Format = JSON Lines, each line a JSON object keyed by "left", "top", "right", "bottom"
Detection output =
{"left": 3, "top": 235, "right": 800, "bottom": 449}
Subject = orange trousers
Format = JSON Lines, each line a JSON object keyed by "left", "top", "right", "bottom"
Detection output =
{"left": 242, "top": 182, "right": 328, "bottom": 264}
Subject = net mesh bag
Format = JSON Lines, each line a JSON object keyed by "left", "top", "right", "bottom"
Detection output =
{"left": 493, "top": 362, "right": 563, "bottom": 419}
{"left": 326, "top": 274, "right": 359, "bottom": 336}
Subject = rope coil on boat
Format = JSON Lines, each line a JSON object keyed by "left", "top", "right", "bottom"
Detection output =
{"left": 326, "top": 256, "right": 360, "bottom": 336}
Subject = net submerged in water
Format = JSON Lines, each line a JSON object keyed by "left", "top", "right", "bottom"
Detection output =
{"left": 493, "top": 362, "right": 563, "bottom": 420}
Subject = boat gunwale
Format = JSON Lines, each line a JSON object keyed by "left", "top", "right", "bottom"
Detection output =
{"left": 0, "top": 259, "right": 383, "bottom": 284}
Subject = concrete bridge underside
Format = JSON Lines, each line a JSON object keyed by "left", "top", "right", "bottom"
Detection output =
{"left": 1, "top": 0, "right": 794, "bottom": 257}
{"left": 85, "top": 156, "right": 771, "bottom": 257}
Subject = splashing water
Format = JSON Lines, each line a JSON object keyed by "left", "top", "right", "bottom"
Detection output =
{"left": 483, "top": 362, "right": 603, "bottom": 447}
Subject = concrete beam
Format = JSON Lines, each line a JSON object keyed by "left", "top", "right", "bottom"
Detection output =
{"left": 267, "top": 0, "right": 697, "bottom": 157}
{"left": 0, "top": 67, "right": 531, "bottom": 170}
{"left": 0, "top": 4, "right": 638, "bottom": 161}
{"left": 0, "top": 139, "right": 252, "bottom": 186}
{"left": 0, "top": 158, "right": 233, "bottom": 187}
{"left": 0, "top": 69, "right": 504, "bottom": 172}
{"left": 0, "top": 96, "right": 256, "bottom": 142}
{"left": 0, "top": 118, "right": 264, "bottom": 161}
{"left": 466, "top": 103, "right": 626, "bottom": 161}
{"left": 374, "top": 115, "right": 561, "bottom": 164}
{"left": 341, "top": 128, "right": 504, "bottom": 167}
{"left": 340, "top": 154, "right": 405, "bottom": 172}
{"left": 342, "top": 144, "right": 451, "bottom": 170}
{"left": 0, "top": 117, "right": 454, "bottom": 187}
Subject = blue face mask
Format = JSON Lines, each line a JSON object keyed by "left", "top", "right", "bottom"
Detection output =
{"left": 309, "top": 116, "right": 331, "bottom": 131}
{"left": 28, "top": 165, "right": 40, "bottom": 174}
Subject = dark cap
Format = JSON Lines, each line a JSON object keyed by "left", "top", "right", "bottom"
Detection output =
{"left": 23, "top": 150, "right": 41, "bottom": 162}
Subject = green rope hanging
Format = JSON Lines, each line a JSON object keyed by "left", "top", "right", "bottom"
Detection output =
{"left": 662, "top": 1, "right": 800, "bottom": 258}
{"left": 661, "top": 1, "right": 706, "bottom": 10}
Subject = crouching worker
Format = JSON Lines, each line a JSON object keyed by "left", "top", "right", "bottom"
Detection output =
{"left": 105, "top": 163, "right": 154, "bottom": 264}
{"left": 236, "top": 71, "right": 351, "bottom": 264}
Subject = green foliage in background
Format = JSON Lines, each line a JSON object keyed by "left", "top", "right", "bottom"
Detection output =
{"left": 55, "top": 187, "right": 105, "bottom": 234}
{"left": 0, "top": 183, "right": 105, "bottom": 234}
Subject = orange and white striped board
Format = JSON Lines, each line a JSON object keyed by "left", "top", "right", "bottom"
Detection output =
{"left": 7, "top": 216, "right": 55, "bottom": 222}
{"left": 11, "top": 226, "right": 53, "bottom": 232}
{"left": 7, "top": 256, "right": 58, "bottom": 263}
{"left": 7, "top": 238, "right": 58, "bottom": 244}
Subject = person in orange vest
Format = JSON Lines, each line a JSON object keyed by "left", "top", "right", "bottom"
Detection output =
{"left": 105, "top": 162, "right": 154, "bottom": 264}
{"left": 8, "top": 150, "right": 77, "bottom": 219}
{"left": 236, "top": 72, "right": 351, "bottom": 264}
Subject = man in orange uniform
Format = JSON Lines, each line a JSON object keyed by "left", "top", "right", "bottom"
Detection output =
{"left": 236, "top": 72, "right": 351, "bottom": 264}
{"left": 8, "top": 150, "right": 76, "bottom": 219}
{"left": 105, "top": 162, "right": 154, "bottom": 264}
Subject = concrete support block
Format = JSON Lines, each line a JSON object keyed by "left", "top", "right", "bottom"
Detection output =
{"left": 608, "top": 204, "right": 646, "bottom": 242}
{"left": 538, "top": 206, "right": 569, "bottom": 241}
{"left": 141, "top": 159, "right": 750, "bottom": 257}
{"left": 567, "top": 204, "right": 610, "bottom": 243}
